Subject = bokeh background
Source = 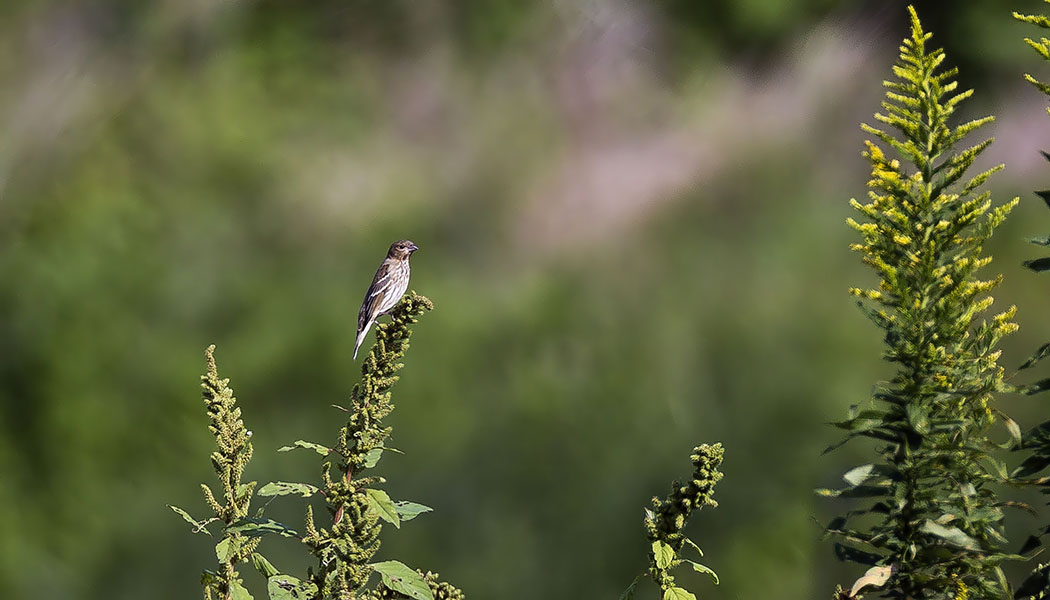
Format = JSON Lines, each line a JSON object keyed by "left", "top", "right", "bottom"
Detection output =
{"left": 4, "top": 1, "right": 1050, "bottom": 598}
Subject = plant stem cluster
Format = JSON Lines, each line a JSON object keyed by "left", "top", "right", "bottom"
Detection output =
{"left": 826, "top": 7, "right": 1019, "bottom": 599}
{"left": 304, "top": 292, "right": 434, "bottom": 598}
{"left": 643, "top": 443, "right": 723, "bottom": 599}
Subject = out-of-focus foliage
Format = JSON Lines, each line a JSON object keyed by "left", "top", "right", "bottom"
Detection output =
{"left": 3, "top": 2, "right": 1050, "bottom": 600}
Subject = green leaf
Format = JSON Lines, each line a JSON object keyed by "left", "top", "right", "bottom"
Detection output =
{"left": 1013, "top": 453, "right": 1050, "bottom": 478}
{"left": 682, "top": 559, "right": 719, "bottom": 584}
{"left": 215, "top": 537, "right": 242, "bottom": 563}
{"left": 985, "top": 458, "right": 1009, "bottom": 480}
{"left": 168, "top": 504, "right": 214, "bottom": 535}
{"left": 843, "top": 464, "right": 877, "bottom": 486}
{"left": 371, "top": 561, "right": 434, "bottom": 600}
{"left": 816, "top": 485, "right": 890, "bottom": 499}
{"left": 230, "top": 580, "right": 253, "bottom": 600}
{"left": 252, "top": 553, "right": 279, "bottom": 578}
{"left": 276, "top": 440, "right": 331, "bottom": 456}
{"left": 618, "top": 574, "right": 643, "bottom": 600}
{"left": 1020, "top": 342, "right": 1050, "bottom": 370}
{"left": 1025, "top": 257, "right": 1050, "bottom": 272}
{"left": 1002, "top": 415, "right": 1022, "bottom": 449}
{"left": 364, "top": 448, "right": 384, "bottom": 468}
{"left": 267, "top": 574, "right": 318, "bottom": 600}
{"left": 365, "top": 489, "right": 401, "bottom": 529}
{"left": 920, "top": 520, "right": 980, "bottom": 551}
{"left": 652, "top": 540, "right": 675, "bottom": 569}
{"left": 663, "top": 587, "right": 696, "bottom": 600}
{"left": 226, "top": 517, "right": 298, "bottom": 538}
{"left": 364, "top": 445, "right": 404, "bottom": 468}
{"left": 681, "top": 538, "right": 704, "bottom": 558}
{"left": 1022, "top": 378, "right": 1050, "bottom": 395}
{"left": 257, "top": 482, "right": 319, "bottom": 498}
{"left": 993, "top": 565, "right": 1010, "bottom": 596}
{"left": 394, "top": 501, "right": 433, "bottom": 522}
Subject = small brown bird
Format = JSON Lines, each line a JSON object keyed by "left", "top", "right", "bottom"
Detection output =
{"left": 354, "top": 240, "right": 419, "bottom": 359}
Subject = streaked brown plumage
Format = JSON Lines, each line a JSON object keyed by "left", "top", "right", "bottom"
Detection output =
{"left": 354, "top": 240, "right": 418, "bottom": 359}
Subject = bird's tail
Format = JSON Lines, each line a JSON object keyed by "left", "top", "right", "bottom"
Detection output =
{"left": 353, "top": 321, "right": 373, "bottom": 359}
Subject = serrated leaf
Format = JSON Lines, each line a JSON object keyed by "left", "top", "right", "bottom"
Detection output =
{"left": 230, "top": 580, "right": 253, "bottom": 600}
{"left": 226, "top": 517, "right": 298, "bottom": 538}
{"left": 371, "top": 561, "right": 434, "bottom": 600}
{"left": 683, "top": 560, "right": 719, "bottom": 584}
{"left": 258, "top": 482, "right": 319, "bottom": 498}
{"left": 849, "top": 565, "right": 893, "bottom": 597}
{"left": 365, "top": 489, "right": 400, "bottom": 529}
{"left": 267, "top": 574, "right": 318, "bottom": 600}
{"left": 663, "top": 587, "right": 696, "bottom": 600}
{"left": 652, "top": 540, "right": 675, "bottom": 569}
{"left": 618, "top": 574, "right": 643, "bottom": 600}
{"left": 168, "top": 504, "right": 214, "bottom": 535}
{"left": 252, "top": 553, "right": 279, "bottom": 578}
{"left": 276, "top": 440, "right": 331, "bottom": 456}
{"left": 215, "top": 537, "right": 241, "bottom": 563}
{"left": 394, "top": 501, "right": 433, "bottom": 522}
{"left": 920, "top": 520, "right": 980, "bottom": 551}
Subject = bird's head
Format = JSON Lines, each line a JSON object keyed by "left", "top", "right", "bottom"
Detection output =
{"left": 388, "top": 240, "right": 419, "bottom": 260}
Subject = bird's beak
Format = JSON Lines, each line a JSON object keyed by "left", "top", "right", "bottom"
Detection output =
{"left": 408, "top": 243, "right": 419, "bottom": 253}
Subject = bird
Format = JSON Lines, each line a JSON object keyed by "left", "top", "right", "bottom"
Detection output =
{"left": 354, "top": 240, "right": 419, "bottom": 359}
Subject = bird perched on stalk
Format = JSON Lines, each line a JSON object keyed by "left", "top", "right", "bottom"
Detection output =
{"left": 354, "top": 240, "right": 419, "bottom": 359}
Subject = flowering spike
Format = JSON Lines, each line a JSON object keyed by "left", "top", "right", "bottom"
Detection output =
{"left": 825, "top": 7, "right": 1018, "bottom": 599}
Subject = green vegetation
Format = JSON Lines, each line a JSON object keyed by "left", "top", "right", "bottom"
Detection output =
{"left": 171, "top": 295, "right": 464, "bottom": 600}
{"left": 626, "top": 444, "right": 723, "bottom": 600}
{"left": 13, "top": 3, "right": 1050, "bottom": 600}
{"left": 822, "top": 8, "right": 1020, "bottom": 598}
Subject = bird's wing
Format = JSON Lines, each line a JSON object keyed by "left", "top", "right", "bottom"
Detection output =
{"left": 358, "top": 259, "right": 395, "bottom": 333}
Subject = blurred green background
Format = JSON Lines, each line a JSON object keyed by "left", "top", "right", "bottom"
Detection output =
{"left": 3, "top": 1, "right": 1050, "bottom": 598}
